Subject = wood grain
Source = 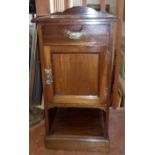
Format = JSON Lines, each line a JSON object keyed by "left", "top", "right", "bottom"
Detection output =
{"left": 32, "top": 7, "right": 118, "bottom": 24}
{"left": 29, "top": 108, "right": 125, "bottom": 155}
{"left": 52, "top": 53, "right": 99, "bottom": 95}
{"left": 45, "top": 108, "right": 109, "bottom": 152}
{"left": 43, "top": 45, "right": 108, "bottom": 107}
{"left": 42, "top": 24, "right": 109, "bottom": 46}
{"left": 34, "top": 7, "right": 117, "bottom": 151}
{"left": 49, "top": 108, "right": 104, "bottom": 136}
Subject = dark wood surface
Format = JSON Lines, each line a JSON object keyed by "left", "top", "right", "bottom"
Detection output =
{"left": 46, "top": 136, "right": 109, "bottom": 152}
{"left": 30, "top": 108, "right": 125, "bottom": 155}
{"left": 43, "top": 45, "right": 109, "bottom": 108}
{"left": 49, "top": 108, "right": 105, "bottom": 136}
{"left": 45, "top": 108, "right": 109, "bottom": 152}
{"left": 52, "top": 53, "right": 99, "bottom": 95}
{"left": 36, "top": 7, "right": 117, "bottom": 109}
{"left": 35, "top": 6, "right": 117, "bottom": 151}
{"left": 42, "top": 24, "right": 109, "bottom": 45}
{"left": 32, "top": 7, "right": 117, "bottom": 23}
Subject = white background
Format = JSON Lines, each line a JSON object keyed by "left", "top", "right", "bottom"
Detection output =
{"left": 0, "top": 0, "right": 155, "bottom": 155}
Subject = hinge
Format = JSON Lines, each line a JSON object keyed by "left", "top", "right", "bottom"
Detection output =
{"left": 44, "top": 68, "right": 53, "bottom": 85}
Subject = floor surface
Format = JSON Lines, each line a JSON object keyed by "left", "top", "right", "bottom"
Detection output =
{"left": 29, "top": 108, "right": 125, "bottom": 155}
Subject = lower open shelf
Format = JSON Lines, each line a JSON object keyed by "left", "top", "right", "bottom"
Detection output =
{"left": 46, "top": 108, "right": 109, "bottom": 152}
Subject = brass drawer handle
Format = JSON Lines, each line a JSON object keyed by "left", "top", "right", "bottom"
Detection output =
{"left": 44, "top": 69, "right": 53, "bottom": 85}
{"left": 65, "top": 30, "right": 84, "bottom": 40}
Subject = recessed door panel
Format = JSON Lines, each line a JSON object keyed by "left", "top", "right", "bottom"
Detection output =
{"left": 52, "top": 53, "right": 99, "bottom": 95}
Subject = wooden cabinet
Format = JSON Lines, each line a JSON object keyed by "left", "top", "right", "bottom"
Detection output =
{"left": 33, "top": 6, "right": 117, "bottom": 152}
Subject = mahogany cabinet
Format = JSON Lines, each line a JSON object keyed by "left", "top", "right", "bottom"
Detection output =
{"left": 33, "top": 6, "right": 117, "bottom": 152}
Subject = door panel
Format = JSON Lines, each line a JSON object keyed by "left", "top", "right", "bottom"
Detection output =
{"left": 52, "top": 53, "right": 99, "bottom": 95}
{"left": 43, "top": 45, "right": 108, "bottom": 106}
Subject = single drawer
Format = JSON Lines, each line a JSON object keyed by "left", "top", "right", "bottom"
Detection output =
{"left": 42, "top": 24, "right": 110, "bottom": 46}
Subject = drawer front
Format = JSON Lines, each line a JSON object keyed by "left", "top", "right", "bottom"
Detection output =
{"left": 42, "top": 24, "right": 110, "bottom": 46}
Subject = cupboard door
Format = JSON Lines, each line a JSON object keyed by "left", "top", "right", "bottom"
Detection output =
{"left": 43, "top": 45, "right": 109, "bottom": 107}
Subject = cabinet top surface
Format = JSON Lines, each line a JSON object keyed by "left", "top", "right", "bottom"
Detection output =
{"left": 32, "top": 7, "right": 118, "bottom": 23}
